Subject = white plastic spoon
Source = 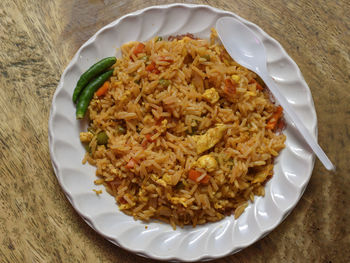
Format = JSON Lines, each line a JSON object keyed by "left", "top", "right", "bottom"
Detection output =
{"left": 216, "top": 17, "right": 335, "bottom": 171}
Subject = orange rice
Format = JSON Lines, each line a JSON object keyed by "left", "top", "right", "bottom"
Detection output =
{"left": 81, "top": 29, "right": 286, "bottom": 229}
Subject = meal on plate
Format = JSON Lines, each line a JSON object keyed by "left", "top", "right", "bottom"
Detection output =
{"left": 73, "top": 29, "right": 286, "bottom": 229}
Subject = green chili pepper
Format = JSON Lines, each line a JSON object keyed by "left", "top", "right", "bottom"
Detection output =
{"left": 72, "top": 57, "right": 116, "bottom": 103}
{"left": 96, "top": 131, "right": 108, "bottom": 145}
{"left": 76, "top": 70, "right": 113, "bottom": 119}
{"left": 156, "top": 36, "right": 162, "bottom": 42}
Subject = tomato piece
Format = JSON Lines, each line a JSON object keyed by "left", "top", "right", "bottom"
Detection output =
{"left": 188, "top": 169, "right": 210, "bottom": 184}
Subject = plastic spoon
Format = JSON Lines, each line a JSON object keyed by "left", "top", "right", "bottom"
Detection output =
{"left": 216, "top": 17, "right": 335, "bottom": 171}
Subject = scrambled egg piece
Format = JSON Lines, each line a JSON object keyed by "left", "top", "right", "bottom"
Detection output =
{"left": 92, "top": 189, "right": 102, "bottom": 195}
{"left": 231, "top": 75, "right": 240, "bottom": 83}
{"left": 193, "top": 155, "right": 218, "bottom": 172}
{"left": 252, "top": 165, "right": 273, "bottom": 183}
{"left": 178, "top": 36, "right": 191, "bottom": 44}
{"left": 202, "top": 88, "right": 220, "bottom": 104}
{"left": 119, "top": 203, "right": 132, "bottom": 210}
{"left": 159, "top": 119, "right": 168, "bottom": 133}
{"left": 162, "top": 173, "right": 177, "bottom": 186}
{"left": 120, "top": 90, "right": 131, "bottom": 103}
{"left": 192, "top": 124, "right": 228, "bottom": 154}
{"left": 118, "top": 193, "right": 136, "bottom": 210}
{"left": 214, "top": 200, "right": 229, "bottom": 210}
{"left": 143, "top": 114, "right": 153, "bottom": 124}
{"left": 170, "top": 197, "right": 190, "bottom": 207}
{"left": 246, "top": 91, "right": 257, "bottom": 96}
{"left": 156, "top": 179, "right": 167, "bottom": 187}
{"left": 79, "top": 132, "right": 93, "bottom": 143}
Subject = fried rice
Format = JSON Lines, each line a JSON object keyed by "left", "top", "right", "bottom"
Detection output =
{"left": 81, "top": 29, "right": 286, "bottom": 229}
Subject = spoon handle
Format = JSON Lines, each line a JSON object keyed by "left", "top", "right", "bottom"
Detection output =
{"left": 259, "top": 69, "right": 335, "bottom": 171}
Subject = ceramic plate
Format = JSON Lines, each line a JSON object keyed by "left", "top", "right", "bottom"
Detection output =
{"left": 49, "top": 4, "right": 316, "bottom": 262}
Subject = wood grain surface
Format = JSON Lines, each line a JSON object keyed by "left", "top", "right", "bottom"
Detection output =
{"left": 0, "top": 0, "right": 349, "bottom": 262}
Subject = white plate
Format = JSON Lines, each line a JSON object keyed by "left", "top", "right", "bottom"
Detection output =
{"left": 49, "top": 3, "right": 316, "bottom": 262}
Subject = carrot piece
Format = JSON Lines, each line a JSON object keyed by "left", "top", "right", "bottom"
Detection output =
{"left": 266, "top": 122, "right": 275, "bottom": 130}
{"left": 256, "top": 82, "right": 263, "bottom": 91}
{"left": 133, "top": 42, "right": 145, "bottom": 55}
{"left": 249, "top": 79, "right": 263, "bottom": 91}
{"left": 141, "top": 139, "right": 148, "bottom": 148}
{"left": 125, "top": 158, "right": 137, "bottom": 169}
{"left": 145, "top": 61, "right": 160, "bottom": 74}
{"left": 188, "top": 169, "right": 202, "bottom": 182}
{"left": 145, "top": 134, "right": 154, "bottom": 142}
{"left": 276, "top": 105, "right": 283, "bottom": 114}
{"left": 188, "top": 169, "right": 209, "bottom": 184}
{"left": 224, "top": 78, "right": 236, "bottom": 95}
{"left": 95, "top": 81, "right": 110, "bottom": 97}
{"left": 146, "top": 61, "right": 156, "bottom": 72}
{"left": 266, "top": 106, "right": 283, "bottom": 130}
{"left": 201, "top": 175, "right": 210, "bottom": 184}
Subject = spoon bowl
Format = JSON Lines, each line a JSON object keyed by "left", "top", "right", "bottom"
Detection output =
{"left": 216, "top": 18, "right": 266, "bottom": 73}
{"left": 216, "top": 17, "right": 335, "bottom": 171}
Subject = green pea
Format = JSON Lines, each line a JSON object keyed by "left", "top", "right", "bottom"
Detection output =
{"left": 156, "top": 36, "right": 162, "bottom": 42}
{"left": 159, "top": 79, "right": 171, "bottom": 87}
{"left": 96, "top": 131, "right": 108, "bottom": 145}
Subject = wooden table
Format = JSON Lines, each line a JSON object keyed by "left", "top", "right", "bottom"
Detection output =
{"left": 1, "top": 0, "right": 349, "bottom": 262}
